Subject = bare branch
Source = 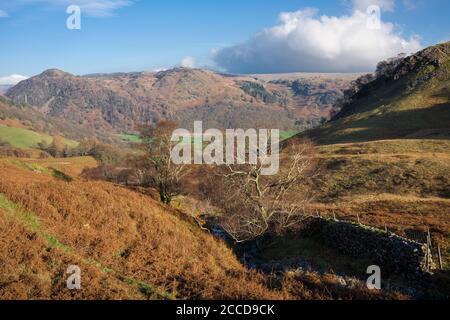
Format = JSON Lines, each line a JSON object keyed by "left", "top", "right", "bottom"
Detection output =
{"left": 216, "top": 139, "right": 318, "bottom": 242}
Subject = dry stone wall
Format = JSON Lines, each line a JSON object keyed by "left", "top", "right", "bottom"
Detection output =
{"left": 302, "top": 217, "right": 435, "bottom": 279}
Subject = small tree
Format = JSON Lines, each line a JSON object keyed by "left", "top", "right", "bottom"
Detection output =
{"left": 215, "top": 139, "right": 318, "bottom": 242}
{"left": 136, "top": 121, "right": 187, "bottom": 204}
{"left": 0, "top": 138, "right": 11, "bottom": 147}
{"left": 72, "top": 138, "right": 98, "bottom": 156}
{"left": 46, "top": 136, "right": 66, "bottom": 157}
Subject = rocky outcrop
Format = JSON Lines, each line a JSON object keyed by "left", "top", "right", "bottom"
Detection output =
{"left": 334, "top": 41, "right": 450, "bottom": 120}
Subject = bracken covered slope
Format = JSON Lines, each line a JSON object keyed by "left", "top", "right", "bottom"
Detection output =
{"left": 0, "top": 159, "right": 277, "bottom": 299}
{"left": 0, "top": 158, "right": 403, "bottom": 300}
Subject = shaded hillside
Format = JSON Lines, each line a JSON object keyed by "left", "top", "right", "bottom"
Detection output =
{"left": 301, "top": 42, "right": 450, "bottom": 145}
{"left": 6, "top": 68, "right": 356, "bottom": 132}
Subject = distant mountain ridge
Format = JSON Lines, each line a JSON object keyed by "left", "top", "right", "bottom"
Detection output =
{"left": 301, "top": 42, "right": 450, "bottom": 144}
{"left": 0, "top": 85, "right": 13, "bottom": 95}
{"left": 6, "top": 68, "right": 356, "bottom": 133}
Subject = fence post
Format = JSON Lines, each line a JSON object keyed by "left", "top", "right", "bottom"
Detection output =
{"left": 427, "top": 227, "right": 433, "bottom": 249}
{"left": 426, "top": 230, "right": 433, "bottom": 272}
{"left": 437, "top": 244, "right": 443, "bottom": 270}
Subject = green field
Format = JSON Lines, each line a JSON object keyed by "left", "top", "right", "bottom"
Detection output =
{"left": 280, "top": 130, "right": 299, "bottom": 141}
{"left": 119, "top": 133, "right": 142, "bottom": 143}
{"left": 0, "top": 125, "right": 78, "bottom": 148}
{"left": 119, "top": 130, "right": 298, "bottom": 145}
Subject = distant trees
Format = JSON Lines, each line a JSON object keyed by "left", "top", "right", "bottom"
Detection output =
{"left": 70, "top": 138, "right": 98, "bottom": 156}
{"left": 375, "top": 53, "right": 407, "bottom": 79}
{"left": 133, "top": 121, "right": 187, "bottom": 204}
{"left": 210, "top": 139, "right": 318, "bottom": 242}
{"left": 331, "top": 73, "right": 377, "bottom": 118}
{"left": 38, "top": 136, "right": 124, "bottom": 164}
{"left": 49, "top": 136, "right": 66, "bottom": 157}
{"left": 0, "top": 138, "right": 10, "bottom": 147}
{"left": 240, "top": 81, "right": 278, "bottom": 103}
{"left": 291, "top": 79, "right": 312, "bottom": 96}
{"left": 38, "top": 135, "right": 67, "bottom": 157}
{"left": 342, "top": 73, "right": 376, "bottom": 101}
{"left": 331, "top": 53, "right": 408, "bottom": 119}
{"left": 70, "top": 138, "right": 124, "bottom": 164}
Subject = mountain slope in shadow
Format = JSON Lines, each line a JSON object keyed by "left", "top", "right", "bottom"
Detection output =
{"left": 301, "top": 42, "right": 450, "bottom": 145}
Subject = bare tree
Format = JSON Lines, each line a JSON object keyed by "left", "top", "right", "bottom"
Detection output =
{"left": 216, "top": 139, "right": 318, "bottom": 242}
{"left": 135, "top": 121, "right": 187, "bottom": 204}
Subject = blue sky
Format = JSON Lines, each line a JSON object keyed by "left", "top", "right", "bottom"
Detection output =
{"left": 0, "top": 0, "right": 449, "bottom": 81}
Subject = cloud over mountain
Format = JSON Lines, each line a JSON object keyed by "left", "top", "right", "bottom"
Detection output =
{"left": 213, "top": 6, "right": 422, "bottom": 73}
{"left": 180, "top": 56, "right": 196, "bottom": 68}
{"left": 0, "top": 74, "right": 29, "bottom": 85}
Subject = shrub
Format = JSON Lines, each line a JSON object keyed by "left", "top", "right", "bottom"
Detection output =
{"left": 68, "top": 138, "right": 124, "bottom": 164}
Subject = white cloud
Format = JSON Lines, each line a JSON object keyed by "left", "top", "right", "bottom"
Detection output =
{"left": 0, "top": 74, "right": 29, "bottom": 85}
{"left": 18, "top": 0, "right": 134, "bottom": 17}
{"left": 152, "top": 67, "right": 168, "bottom": 73}
{"left": 0, "top": 9, "right": 8, "bottom": 17}
{"left": 352, "top": 0, "right": 395, "bottom": 12}
{"left": 213, "top": 8, "right": 422, "bottom": 73}
{"left": 180, "top": 56, "right": 196, "bottom": 69}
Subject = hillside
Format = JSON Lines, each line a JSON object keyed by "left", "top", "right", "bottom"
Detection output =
{"left": 302, "top": 42, "right": 450, "bottom": 145}
{"left": 0, "top": 125, "right": 76, "bottom": 149}
{"left": 0, "top": 96, "right": 115, "bottom": 143}
{"left": 0, "top": 157, "right": 275, "bottom": 299}
{"left": 290, "top": 43, "right": 450, "bottom": 269}
{"left": 0, "top": 157, "right": 403, "bottom": 300}
{"left": 6, "top": 68, "right": 356, "bottom": 133}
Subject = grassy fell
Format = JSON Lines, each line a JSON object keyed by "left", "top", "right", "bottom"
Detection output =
{"left": 307, "top": 139, "right": 450, "bottom": 269}
{"left": 0, "top": 124, "right": 78, "bottom": 149}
